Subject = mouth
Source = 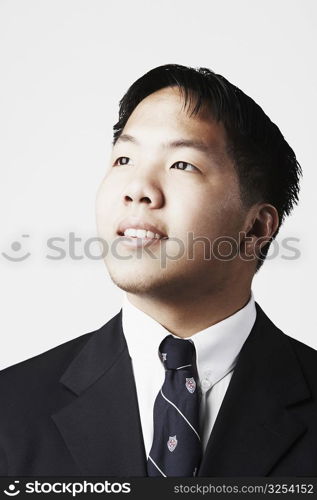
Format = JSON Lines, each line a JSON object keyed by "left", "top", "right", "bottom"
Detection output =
{"left": 118, "top": 228, "right": 167, "bottom": 239}
{"left": 116, "top": 218, "right": 168, "bottom": 248}
{"left": 117, "top": 235, "right": 166, "bottom": 249}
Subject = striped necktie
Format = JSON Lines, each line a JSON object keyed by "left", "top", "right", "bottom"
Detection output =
{"left": 147, "top": 335, "right": 202, "bottom": 477}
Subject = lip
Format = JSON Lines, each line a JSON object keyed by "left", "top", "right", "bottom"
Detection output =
{"left": 117, "top": 217, "right": 168, "bottom": 239}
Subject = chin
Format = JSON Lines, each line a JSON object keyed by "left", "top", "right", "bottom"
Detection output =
{"left": 107, "top": 265, "right": 159, "bottom": 294}
{"left": 106, "top": 263, "right": 181, "bottom": 297}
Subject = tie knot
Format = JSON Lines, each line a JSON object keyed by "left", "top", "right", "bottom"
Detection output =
{"left": 159, "top": 335, "right": 195, "bottom": 370}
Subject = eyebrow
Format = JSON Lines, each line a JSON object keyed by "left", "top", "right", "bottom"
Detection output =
{"left": 116, "top": 134, "right": 225, "bottom": 166}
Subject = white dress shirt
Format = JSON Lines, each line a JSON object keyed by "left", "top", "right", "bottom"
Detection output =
{"left": 121, "top": 292, "right": 256, "bottom": 457}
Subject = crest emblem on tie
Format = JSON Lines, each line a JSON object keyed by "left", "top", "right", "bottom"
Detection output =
{"left": 167, "top": 435, "right": 178, "bottom": 452}
{"left": 185, "top": 377, "right": 196, "bottom": 393}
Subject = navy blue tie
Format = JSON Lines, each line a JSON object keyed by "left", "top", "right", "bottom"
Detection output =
{"left": 147, "top": 335, "right": 202, "bottom": 477}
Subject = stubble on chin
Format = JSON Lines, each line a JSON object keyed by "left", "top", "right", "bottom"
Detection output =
{"left": 106, "top": 261, "right": 190, "bottom": 298}
{"left": 106, "top": 265, "right": 165, "bottom": 295}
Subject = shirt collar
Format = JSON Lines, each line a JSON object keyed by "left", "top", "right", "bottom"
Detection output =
{"left": 122, "top": 292, "right": 256, "bottom": 391}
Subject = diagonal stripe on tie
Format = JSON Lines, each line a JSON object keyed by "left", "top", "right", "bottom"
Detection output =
{"left": 160, "top": 389, "right": 201, "bottom": 440}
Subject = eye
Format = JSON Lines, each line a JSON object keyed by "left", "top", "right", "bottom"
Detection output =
{"left": 113, "top": 156, "right": 132, "bottom": 166}
{"left": 170, "top": 161, "right": 199, "bottom": 172}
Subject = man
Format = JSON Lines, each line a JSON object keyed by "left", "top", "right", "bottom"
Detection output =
{"left": 1, "top": 64, "right": 316, "bottom": 477}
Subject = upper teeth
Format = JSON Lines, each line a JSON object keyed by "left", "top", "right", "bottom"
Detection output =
{"left": 123, "top": 228, "right": 162, "bottom": 239}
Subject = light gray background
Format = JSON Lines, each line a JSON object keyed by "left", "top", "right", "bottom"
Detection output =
{"left": 1, "top": 0, "right": 316, "bottom": 370}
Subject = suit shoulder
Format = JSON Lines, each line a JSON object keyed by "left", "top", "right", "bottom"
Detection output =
{"left": 256, "top": 302, "right": 317, "bottom": 362}
{"left": 275, "top": 326, "right": 317, "bottom": 392}
{"left": 0, "top": 312, "right": 122, "bottom": 435}
{"left": 0, "top": 322, "right": 105, "bottom": 391}
{"left": 286, "top": 333, "right": 317, "bottom": 370}
{"left": 256, "top": 302, "right": 317, "bottom": 386}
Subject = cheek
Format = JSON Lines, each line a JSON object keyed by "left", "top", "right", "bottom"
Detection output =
{"left": 168, "top": 181, "right": 243, "bottom": 239}
{"left": 97, "top": 172, "right": 120, "bottom": 206}
{"left": 95, "top": 177, "right": 119, "bottom": 228}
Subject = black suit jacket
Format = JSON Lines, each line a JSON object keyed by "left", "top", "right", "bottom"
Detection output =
{"left": 0, "top": 303, "right": 317, "bottom": 476}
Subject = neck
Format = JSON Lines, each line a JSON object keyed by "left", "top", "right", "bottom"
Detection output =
{"left": 126, "top": 285, "right": 252, "bottom": 338}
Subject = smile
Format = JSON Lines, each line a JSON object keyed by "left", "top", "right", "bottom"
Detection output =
{"left": 116, "top": 218, "right": 169, "bottom": 249}
{"left": 117, "top": 227, "right": 168, "bottom": 249}
{"left": 123, "top": 228, "right": 163, "bottom": 239}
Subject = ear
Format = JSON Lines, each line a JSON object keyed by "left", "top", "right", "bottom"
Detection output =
{"left": 240, "top": 203, "right": 279, "bottom": 262}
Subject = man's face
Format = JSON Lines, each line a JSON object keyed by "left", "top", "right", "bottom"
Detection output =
{"left": 96, "top": 87, "right": 249, "bottom": 299}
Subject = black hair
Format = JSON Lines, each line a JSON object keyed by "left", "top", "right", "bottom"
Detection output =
{"left": 113, "top": 64, "right": 302, "bottom": 270}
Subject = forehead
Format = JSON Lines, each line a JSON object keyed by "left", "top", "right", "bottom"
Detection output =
{"left": 122, "top": 87, "right": 228, "bottom": 149}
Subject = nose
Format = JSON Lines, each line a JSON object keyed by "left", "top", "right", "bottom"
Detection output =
{"left": 122, "top": 176, "right": 164, "bottom": 209}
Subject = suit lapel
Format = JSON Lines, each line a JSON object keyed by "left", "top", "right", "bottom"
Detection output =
{"left": 198, "top": 303, "right": 310, "bottom": 476}
{"left": 51, "top": 311, "right": 147, "bottom": 476}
